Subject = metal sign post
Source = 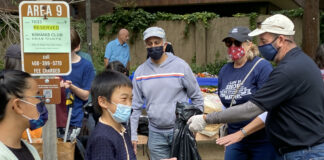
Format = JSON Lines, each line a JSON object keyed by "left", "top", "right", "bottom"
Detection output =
{"left": 19, "top": 1, "right": 70, "bottom": 160}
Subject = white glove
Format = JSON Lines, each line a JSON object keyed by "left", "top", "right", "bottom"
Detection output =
{"left": 187, "top": 115, "right": 206, "bottom": 132}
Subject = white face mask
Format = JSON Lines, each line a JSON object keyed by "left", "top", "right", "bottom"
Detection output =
{"left": 107, "top": 102, "right": 132, "bottom": 123}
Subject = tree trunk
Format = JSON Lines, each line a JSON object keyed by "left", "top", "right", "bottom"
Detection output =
{"left": 302, "top": 0, "right": 319, "bottom": 58}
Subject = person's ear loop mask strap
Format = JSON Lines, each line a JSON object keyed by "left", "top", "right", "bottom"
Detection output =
{"left": 19, "top": 99, "right": 40, "bottom": 120}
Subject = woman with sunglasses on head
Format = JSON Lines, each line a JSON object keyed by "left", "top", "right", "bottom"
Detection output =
{"left": 215, "top": 27, "right": 279, "bottom": 160}
{"left": 0, "top": 70, "right": 48, "bottom": 160}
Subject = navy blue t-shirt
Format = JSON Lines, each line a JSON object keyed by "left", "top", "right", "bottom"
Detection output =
{"left": 63, "top": 57, "right": 95, "bottom": 127}
{"left": 218, "top": 56, "right": 273, "bottom": 143}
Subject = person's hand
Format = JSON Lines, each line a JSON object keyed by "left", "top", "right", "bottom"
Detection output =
{"left": 63, "top": 80, "right": 72, "bottom": 89}
{"left": 187, "top": 115, "right": 206, "bottom": 132}
{"left": 216, "top": 131, "right": 244, "bottom": 146}
{"left": 132, "top": 141, "right": 137, "bottom": 154}
{"left": 60, "top": 80, "right": 65, "bottom": 87}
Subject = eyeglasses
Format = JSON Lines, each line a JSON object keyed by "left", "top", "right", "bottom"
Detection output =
{"left": 270, "top": 36, "right": 292, "bottom": 44}
{"left": 271, "top": 36, "right": 279, "bottom": 43}
{"left": 24, "top": 95, "right": 46, "bottom": 103}
{"left": 224, "top": 39, "right": 242, "bottom": 48}
{"left": 19, "top": 98, "right": 47, "bottom": 115}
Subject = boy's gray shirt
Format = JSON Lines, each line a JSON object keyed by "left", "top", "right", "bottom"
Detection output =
{"left": 131, "top": 52, "right": 204, "bottom": 141}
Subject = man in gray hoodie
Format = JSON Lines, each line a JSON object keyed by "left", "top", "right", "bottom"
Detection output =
{"left": 130, "top": 26, "right": 204, "bottom": 160}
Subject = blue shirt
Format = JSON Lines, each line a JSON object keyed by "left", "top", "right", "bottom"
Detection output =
{"left": 77, "top": 51, "right": 96, "bottom": 75}
{"left": 218, "top": 56, "right": 273, "bottom": 143}
{"left": 86, "top": 122, "right": 136, "bottom": 160}
{"left": 63, "top": 58, "right": 95, "bottom": 127}
{"left": 105, "top": 38, "right": 130, "bottom": 67}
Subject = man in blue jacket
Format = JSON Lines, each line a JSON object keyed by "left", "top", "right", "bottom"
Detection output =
{"left": 130, "top": 27, "right": 204, "bottom": 160}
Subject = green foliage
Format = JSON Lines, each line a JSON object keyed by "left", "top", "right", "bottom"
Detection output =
{"left": 190, "top": 54, "right": 228, "bottom": 75}
{"left": 95, "top": 8, "right": 218, "bottom": 40}
{"left": 190, "top": 63, "right": 205, "bottom": 74}
{"left": 248, "top": 13, "right": 259, "bottom": 30}
{"left": 271, "top": 8, "right": 304, "bottom": 18}
{"left": 156, "top": 11, "right": 218, "bottom": 36}
{"left": 129, "top": 65, "right": 139, "bottom": 76}
{"left": 190, "top": 55, "right": 205, "bottom": 74}
{"left": 0, "top": 19, "right": 5, "bottom": 39}
{"left": 205, "top": 59, "right": 228, "bottom": 75}
{"left": 232, "top": 12, "right": 258, "bottom": 30}
{"left": 0, "top": 58, "right": 4, "bottom": 70}
{"left": 154, "top": 12, "right": 183, "bottom": 21}
{"left": 182, "top": 12, "right": 218, "bottom": 37}
{"left": 10, "top": 0, "right": 18, "bottom": 5}
{"left": 71, "top": 18, "right": 87, "bottom": 50}
{"left": 95, "top": 8, "right": 157, "bottom": 42}
{"left": 0, "top": 12, "right": 20, "bottom": 70}
{"left": 233, "top": 12, "right": 259, "bottom": 43}
{"left": 0, "top": 15, "right": 19, "bottom": 41}
{"left": 190, "top": 59, "right": 227, "bottom": 75}
{"left": 92, "top": 41, "right": 106, "bottom": 74}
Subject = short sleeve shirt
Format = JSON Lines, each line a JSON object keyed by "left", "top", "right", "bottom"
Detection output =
{"left": 250, "top": 47, "right": 324, "bottom": 150}
{"left": 62, "top": 58, "right": 95, "bottom": 127}
{"left": 104, "top": 39, "right": 130, "bottom": 67}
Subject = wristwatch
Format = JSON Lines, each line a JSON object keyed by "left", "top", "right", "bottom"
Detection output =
{"left": 240, "top": 128, "right": 248, "bottom": 137}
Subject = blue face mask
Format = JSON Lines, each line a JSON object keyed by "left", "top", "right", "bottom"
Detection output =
{"left": 147, "top": 46, "right": 164, "bottom": 60}
{"left": 20, "top": 100, "right": 48, "bottom": 130}
{"left": 107, "top": 103, "right": 132, "bottom": 123}
{"left": 258, "top": 36, "right": 279, "bottom": 61}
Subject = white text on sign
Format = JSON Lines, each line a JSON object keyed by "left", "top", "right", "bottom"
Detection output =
{"left": 27, "top": 4, "right": 63, "bottom": 17}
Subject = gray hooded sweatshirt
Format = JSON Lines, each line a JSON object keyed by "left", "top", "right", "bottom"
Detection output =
{"left": 131, "top": 52, "right": 204, "bottom": 141}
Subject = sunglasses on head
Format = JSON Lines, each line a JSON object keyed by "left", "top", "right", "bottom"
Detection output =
{"left": 224, "top": 39, "right": 242, "bottom": 48}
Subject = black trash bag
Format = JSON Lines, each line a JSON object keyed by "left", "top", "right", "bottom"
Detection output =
{"left": 171, "top": 102, "right": 203, "bottom": 160}
{"left": 138, "top": 116, "right": 149, "bottom": 136}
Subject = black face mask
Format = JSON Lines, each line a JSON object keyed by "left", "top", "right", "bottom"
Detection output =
{"left": 147, "top": 46, "right": 164, "bottom": 60}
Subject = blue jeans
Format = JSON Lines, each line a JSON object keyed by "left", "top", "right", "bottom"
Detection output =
{"left": 282, "top": 143, "right": 324, "bottom": 160}
{"left": 148, "top": 130, "right": 173, "bottom": 160}
{"left": 225, "top": 141, "right": 280, "bottom": 160}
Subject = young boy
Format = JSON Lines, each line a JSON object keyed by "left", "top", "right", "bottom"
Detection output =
{"left": 86, "top": 70, "right": 136, "bottom": 160}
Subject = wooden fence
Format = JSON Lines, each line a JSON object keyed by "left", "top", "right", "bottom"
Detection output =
{"left": 92, "top": 15, "right": 303, "bottom": 66}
